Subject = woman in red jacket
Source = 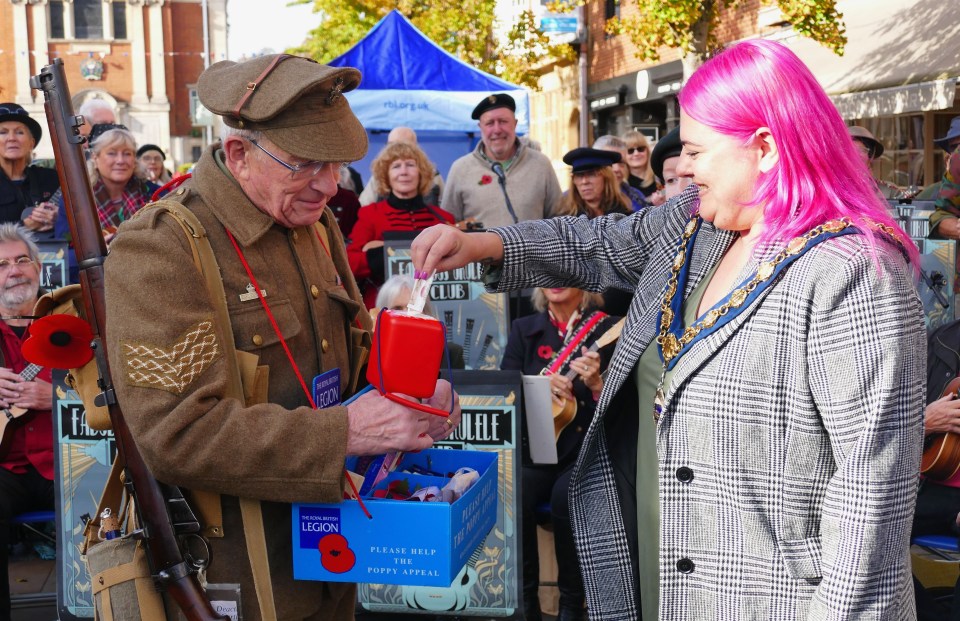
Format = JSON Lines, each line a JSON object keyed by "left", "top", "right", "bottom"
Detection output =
{"left": 347, "top": 141, "right": 454, "bottom": 308}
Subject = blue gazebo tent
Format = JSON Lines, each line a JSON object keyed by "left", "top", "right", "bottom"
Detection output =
{"left": 328, "top": 10, "right": 529, "bottom": 180}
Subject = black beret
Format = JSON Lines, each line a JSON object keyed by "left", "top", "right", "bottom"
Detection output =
{"left": 471, "top": 93, "right": 516, "bottom": 120}
{"left": 88, "top": 123, "right": 129, "bottom": 147}
{"left": 137, "top": 143, "right": 165, "bottom": 159}
{"left": 562, "top": 147, "right": 621, "bottom": 174}
{"left": 651, "top": 126, "right": 682, "bottom": 182}
{"left": 0, "top": 103, "right": 43, "bottom": 145}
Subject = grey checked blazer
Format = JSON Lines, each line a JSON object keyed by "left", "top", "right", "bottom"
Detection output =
{"left": 490, "top": 187, "right": 925, "bottom": 620}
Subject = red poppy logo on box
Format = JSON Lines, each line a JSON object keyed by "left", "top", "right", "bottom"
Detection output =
{"left": 478, "top": 175, "right": 493, "bottom": 185}
{"left": 319, "top": 533, "right": 356, "bottom": 573}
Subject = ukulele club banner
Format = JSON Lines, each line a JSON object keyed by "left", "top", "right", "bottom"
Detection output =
{"left": 37, "top": 240, "right": 68, "bottom": 291}
{"left": 51, "top": 369, "right": 115, "bottom": 620}
{"left": 358, "top": 370, "right": 522, "bottom": 618}
{"left": 383, "top": 232, "right": 510, "bottom": 370}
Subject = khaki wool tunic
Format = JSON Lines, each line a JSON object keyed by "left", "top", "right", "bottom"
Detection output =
{"left": 104, "top": 144, "right": 373, "bottom": 621}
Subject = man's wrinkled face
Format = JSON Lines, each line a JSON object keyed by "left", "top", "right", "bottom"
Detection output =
{"left": 234, "top": 136, "right": 342, "bottom": 228}
{"left": 479, "top": 108, "right": 518, "bottom": 161}
{"left": 0, "top": 241, "right": 39, "bottom": 309}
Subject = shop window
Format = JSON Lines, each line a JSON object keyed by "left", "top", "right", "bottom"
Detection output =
{"left": 605, "top": 0, "right": 619, "bottom": 21}
{"left": 856, "top": 115, "right": 926, "bottom": 191}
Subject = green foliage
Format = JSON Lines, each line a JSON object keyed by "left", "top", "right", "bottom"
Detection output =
{"left": 606, "top": 0, "right": 845, "bottom": 64}
{"left": 288, "top": 1, "right": 574, "bottom": 90}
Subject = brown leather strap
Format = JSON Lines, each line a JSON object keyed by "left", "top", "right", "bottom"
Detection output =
{"left": 231, "top": 54, "right": 295, "bottom": 124}
{"left": 148, "top": 200, "right": 277, "bottom": 621}
{"left": 239, "top": 498, "right": 277, "bottom": 621}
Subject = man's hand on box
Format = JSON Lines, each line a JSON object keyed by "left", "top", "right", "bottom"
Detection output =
{"left": 424, "top": 380, "right": 461, "bottom": 441}
{"left": 345, "top": 390, "right": 435, "bottom": 456}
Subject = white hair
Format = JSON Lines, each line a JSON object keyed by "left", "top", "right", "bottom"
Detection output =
{"left": 78, "top": 98, "right": 115, "bottom": 121}
{"left": 376, "top": 274, "right": 435, "bottom": 316}
{"left": 220, "top": 122, "right": 262, "bottom": 143}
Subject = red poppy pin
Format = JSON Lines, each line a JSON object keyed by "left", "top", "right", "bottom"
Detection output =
{"left": 537, "top": 345, "right": 553, "bottom": 360}
{"left": 478, "top": 175, "right": 493, "bottom": 186}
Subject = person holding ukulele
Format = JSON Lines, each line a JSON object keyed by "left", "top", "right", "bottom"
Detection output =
{"left": 501, "top": 286, "right": 620, "bottom": 621}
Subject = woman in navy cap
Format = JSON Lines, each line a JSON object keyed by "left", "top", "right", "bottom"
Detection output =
{"left": 557, "top": 147, "right": 632, "bottom": 219}
{"left": 558, "top": 147, "right": 633, "bottom": 315}
{"left": 0, "top": 103, "right": 60, "bottom": 231}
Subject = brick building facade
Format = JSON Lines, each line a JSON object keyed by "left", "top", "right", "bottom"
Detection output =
{"left": 0, "top": 0, "right": 227, "bottom": 170}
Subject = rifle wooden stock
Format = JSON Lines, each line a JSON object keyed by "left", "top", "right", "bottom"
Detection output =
{"left": 30, "top": 59, "right": 226, "bottom": 621}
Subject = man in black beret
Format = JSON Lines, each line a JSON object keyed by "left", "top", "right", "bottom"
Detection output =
{"left": 649, "top": 126, "right": 690, "bottom": 201}
{"left": 442, "top": 92, "right": 561, "bottom": 229}
{"left": 102, "top": 54, "right": 460, "bottom": 621}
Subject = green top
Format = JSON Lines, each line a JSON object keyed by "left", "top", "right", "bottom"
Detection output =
{"left": 634, "top": 261, "right": 719, "bottom": 621}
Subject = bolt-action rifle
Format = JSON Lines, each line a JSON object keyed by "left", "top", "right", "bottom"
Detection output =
{"left": 30, "top": 58, "right": 226, "bottom": 621}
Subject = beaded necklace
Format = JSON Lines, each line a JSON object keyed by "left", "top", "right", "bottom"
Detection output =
{"left": 651, "top": 214, "right": 900, "bottom": 422}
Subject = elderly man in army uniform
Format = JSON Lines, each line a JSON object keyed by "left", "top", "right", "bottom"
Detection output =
{"left": 103, "top": 54, "right": 460, "bottom": 621}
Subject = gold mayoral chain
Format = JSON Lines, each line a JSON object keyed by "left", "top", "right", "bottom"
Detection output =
{"left": 651, "top": 214, "right": 902, "bottom": 422}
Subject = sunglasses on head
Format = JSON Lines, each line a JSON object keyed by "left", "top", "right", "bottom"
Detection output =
{"left": 627, "top": 146, "right": 647, "bottom": 154}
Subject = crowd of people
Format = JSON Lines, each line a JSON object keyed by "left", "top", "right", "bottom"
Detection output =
{"left": 1, "top": 36, "right": 960, "bottom": 621}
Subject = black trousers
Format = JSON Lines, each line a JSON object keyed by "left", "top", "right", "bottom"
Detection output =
{"left": 0, "top": 465, "right": 55, "bottom": 621}
{"left": 913, "top": 481, "right": 960, "bottom": 621}
{"left": 521, "top": 462, "right": 584, "bottom": 613}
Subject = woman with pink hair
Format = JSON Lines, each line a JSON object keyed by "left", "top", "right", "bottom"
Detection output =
{"left": 410, "top": 39, "right": 924, "bottom": 619}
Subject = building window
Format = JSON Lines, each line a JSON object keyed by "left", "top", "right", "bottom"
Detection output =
{"left": 48, "top": 0, "right": 127, "bottom": 40}
{"left": 113, "top": 1, "right": 127, "bottom": 39}
{"left": 49, "top": 1, "right": 64, "bottom": 39}
{"left": 605, "top": 0, "right": 619, "bottom": 21}
{"left": 74, "top": 0, "right": 103, "bottom": 39}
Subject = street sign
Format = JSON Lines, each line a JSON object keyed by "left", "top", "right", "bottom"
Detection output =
{"left": 539, "top": 15, "right": 577, "bottom": 34}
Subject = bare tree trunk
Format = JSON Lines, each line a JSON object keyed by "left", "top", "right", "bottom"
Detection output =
{"left": 681, "top": 0, "right": 716, "bottom": 81}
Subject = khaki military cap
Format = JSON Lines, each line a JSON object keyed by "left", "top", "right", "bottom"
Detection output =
{"left": 198, "top": 54, "right": 368, "bottom": 163}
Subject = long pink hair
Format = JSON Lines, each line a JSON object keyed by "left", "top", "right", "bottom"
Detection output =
{"left": 678, "top": 39, "right": 917, "bottom": 266}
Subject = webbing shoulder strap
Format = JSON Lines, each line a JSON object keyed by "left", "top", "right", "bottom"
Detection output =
{"left": 145, "top": 200, "right": 278, "bottom": 621}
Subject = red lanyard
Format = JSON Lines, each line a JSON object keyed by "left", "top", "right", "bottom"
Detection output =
{"left": 224, "top": 227, "right": 370, "bottom": 516}
{"left": 225, "top": 228, "right": 316, "bottom": 408}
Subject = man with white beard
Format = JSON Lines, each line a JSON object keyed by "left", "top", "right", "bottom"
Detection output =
{"left": 0, "top": 224, "right": 54, "bottom": 621}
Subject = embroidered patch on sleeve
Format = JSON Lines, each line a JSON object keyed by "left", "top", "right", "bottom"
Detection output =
{"left": 122, "top": 320, "right": 220, "bottom": 395}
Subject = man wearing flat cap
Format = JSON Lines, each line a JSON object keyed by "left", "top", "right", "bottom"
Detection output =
{"left": 103, "top": 54, "right": 460, "bottom": 621}
{"left": 848, "top": 125, "right": 901, "bottom": 199}
{"left": 442, "top": 93, "right": 561, "bottom": 229}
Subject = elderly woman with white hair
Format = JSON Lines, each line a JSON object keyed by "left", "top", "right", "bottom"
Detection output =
{"left": 374, "top": 273, "right": 465, "bottom": 369}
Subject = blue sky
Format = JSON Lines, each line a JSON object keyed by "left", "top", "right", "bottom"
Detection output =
{"left": 227, "top": 0, "right": 318, "bottom": 60}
